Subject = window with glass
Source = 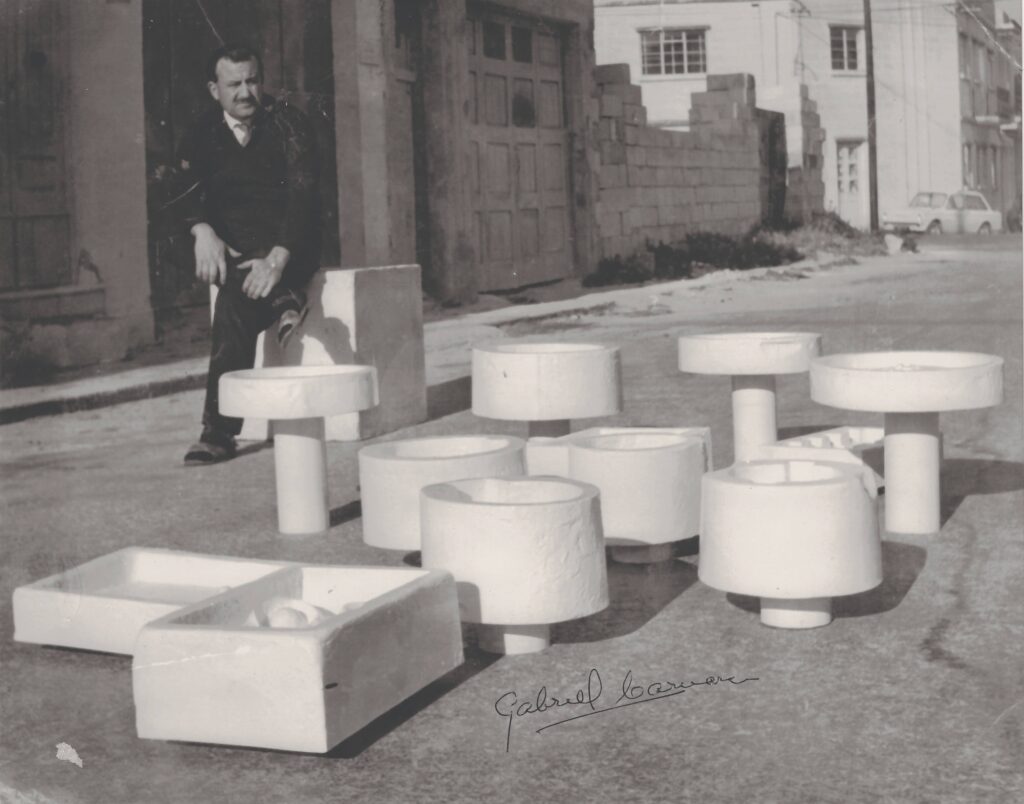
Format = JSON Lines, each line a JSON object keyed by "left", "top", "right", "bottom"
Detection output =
{"left": 640, "top": 28, "right": 707, "bottom": 75}
{"left": 830, "top": 26, "right": 860, "bottom": 71}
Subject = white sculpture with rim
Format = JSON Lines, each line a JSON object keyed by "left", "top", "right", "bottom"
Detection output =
{"left": 472, "top": 342, "right": 622, "bottom": 437}
{"left": 420, "top": 476, "right": 608, "bottom": 654}
{"left": 678, "top": 332, "right": 822, "bottom": 462}
{"left": 358, "top": 435, "right": 525, "bottom": 551}
{"left": 700, "top": 459, "right": 882, "bottom": 629}
{"left": 810, "top": 351, "right": 1003, "bottom": 534}
{"left": 219, "top": 365, "right": 378, "bottom": 534}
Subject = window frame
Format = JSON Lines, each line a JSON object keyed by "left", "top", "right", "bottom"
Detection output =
{"left": 639, "top": 27, "right": 708, "bottom": 77}
{"left": 829, "top": 25, "right": 862, "bottom": 73}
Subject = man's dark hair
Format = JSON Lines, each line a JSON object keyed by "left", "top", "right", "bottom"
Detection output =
{"left": 206, "top": 44, "right": 263, "bottom": 83}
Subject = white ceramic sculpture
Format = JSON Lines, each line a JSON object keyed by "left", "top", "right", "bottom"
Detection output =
{"left": 525, "top": 428, "right": 710, "bottom": 563}
{"left": 700, "top": 459, "right": 882, "bottom": 629}
{"left": 678, "top": 332, "right": 822, "bottom": 462}
{"left": 420, "top": 476, "right": 609, "bottom": 654}
{"left": 12, "top": 548, "right": 287, "bottom": 654}
{"left": 472, "top": 342, "right": 622, "bottom": 437}
{"left": 811, "top": 351, "right": 1003, "bottom": 534}
{"left": 756, "top": 425, "right": 885, "bottom": 487}
{"left": 358, "top": 435, "right": 525, "bottom": 551}
{"left": 133, "top": 564, "right": 464, "bottom": 753}
{"left": 219, "top": 365, "right": 379, "bottom": 534}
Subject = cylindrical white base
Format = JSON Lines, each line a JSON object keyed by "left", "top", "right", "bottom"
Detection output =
{"left": 759, "top": 597, "right": 832, "bottom": 629}
{"left": 478, "top": 624, "right": 551, "bottom": 655}
{"left": 272, "top": 417, "right": 328, "bottom": 534}
{"left": 528, "top": 420, "right": 571, "bottom": 439}
{"left": 731, "top": 375, "right": 777, "bottom": 462}
{"left": 884, "top": 412, "right": 941, "bottom": 534}
{"left": 610, "top": 543, "right": 674, "bottom": 564}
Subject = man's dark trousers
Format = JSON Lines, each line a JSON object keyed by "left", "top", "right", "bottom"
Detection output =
{"left": 201, "top": 255, "right": 307, "bottom": 443}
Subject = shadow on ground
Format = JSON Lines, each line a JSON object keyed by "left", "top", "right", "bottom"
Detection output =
{"left": 726, "top": 540, "right": 927, "bottom": 620}
{"left": 940, "top": 458, "right": 1024, "bottom": 526}
{"left": 553, "top": 554, "right": 697, "bottom": 644}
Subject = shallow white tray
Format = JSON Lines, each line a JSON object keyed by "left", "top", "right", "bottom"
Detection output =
{"left": 12, "top": 548, "right": 288, "bottom": 655}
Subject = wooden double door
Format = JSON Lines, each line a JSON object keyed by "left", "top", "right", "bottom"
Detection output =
{"left": 466, "top": 5, "right": 573, "bottom": 290}
{"left": 0, "top": 0, "right": 69, "bottom": 291}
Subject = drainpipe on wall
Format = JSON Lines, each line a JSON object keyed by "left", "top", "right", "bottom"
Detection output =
{"left": 865, "top": 0, "right": 880, "bottom": 231}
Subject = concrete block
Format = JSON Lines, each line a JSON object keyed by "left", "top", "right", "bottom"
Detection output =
{"left": 594, "top": 63, "right": 631, "bottom": 85}
{"left": 13, "top": 548, "right": 286, "bottom": 654}
{"left": 133, "top": 565, "right": 464, "bottom": 752}
{"left": 604, "top": 83, "right": 643, "bottom": 105}
{"left": 216, "top": 264, "right": 426, "bottom": 442}
{"left": 600, "top": 94, "right": 624, "bottom": 118}
{"left": 600, "top": 140, "right": 627, "bottom": 165}
{"left": 623, "top": 103, "right": 647, "bottom": 125}
{"left": 598, "top": 163, "right": 627, "bottom": 189}
{"left": 625, "top": 146, "right": 647, "bottom": 166}
{"left": 627, "top": 165, "right": 645, "bottom": 186}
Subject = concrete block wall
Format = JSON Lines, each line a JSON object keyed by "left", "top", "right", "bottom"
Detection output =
{"left": 760, "top": 85, "right": 826, "bottom": 224}
{"left": 592, "top": 68, "right": 770, "bottom": 259}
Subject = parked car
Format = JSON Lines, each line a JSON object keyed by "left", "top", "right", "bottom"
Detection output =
{"left": 881, "top": 190, "right": 1002, "bottom": 234}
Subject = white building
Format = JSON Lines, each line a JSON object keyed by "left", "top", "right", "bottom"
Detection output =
{"left": 595, "top": 0, "right": 1021, "bottom": 230}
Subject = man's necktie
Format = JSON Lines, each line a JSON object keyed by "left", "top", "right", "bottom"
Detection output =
{"left": 233, "top": 122, "right": 252, "bottom": 147}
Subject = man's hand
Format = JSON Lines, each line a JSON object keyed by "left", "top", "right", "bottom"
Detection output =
{"left": 238, "top": 248, "right": 289, "bottom": 299}
{"left": 191, "top": 223, "right": 228, "bottom": 285}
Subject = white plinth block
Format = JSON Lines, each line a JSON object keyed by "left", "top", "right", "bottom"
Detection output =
{"left": 568, "top": 431, "right": 706, "bottom": 561}
{"left": 133, "top": 565, "right": 464, "bottom": 753}
{"left": 699, "top": 460, "right": 881, "bottom": 629}
{"left": 12, "top": 548, "right": 287, "bottom": 654}
{"left": 678, "top": 332, "right": 821, "bottom": 463}
{"left": 359, "top": 435, "right": 526, "bottom": 551}
{"left": 220, "top": 365, "right": 378, "bottom": 534}
{"left": 811, "top": 351, "right": 1003, "bottom": 534}
{"left": 420, "top": 477, "right": 609, "bottom": 654}
{"left": 472, "top": 342, "right": 622, "bottom": 432}
{"left": 212, "top": 264, "right": 426, "bottom": 442}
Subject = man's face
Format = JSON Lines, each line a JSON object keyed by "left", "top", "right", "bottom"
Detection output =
{"left": 208, "top": 58, "right": 261, "bottom": 120}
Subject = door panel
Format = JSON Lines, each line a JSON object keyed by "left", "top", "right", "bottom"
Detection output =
{"left": 0, "top": 0, "right": 70, "bottom": 290}
{"left": 467, "top": 4, "right": 571, "bottom": 290}
{"left": 836, "top": 140, "right": 864, "bottom": 229}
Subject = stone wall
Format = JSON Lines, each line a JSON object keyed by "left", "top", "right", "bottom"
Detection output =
{"left": 592, "top": 68, "right": 782, "bottom": 259}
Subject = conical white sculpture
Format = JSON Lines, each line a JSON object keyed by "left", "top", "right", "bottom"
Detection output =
{"left": 699, "top": 459, "right": 882, "bottom": 629}
{"left": 472, "top": 342, "right": 622, "bottom": 437}
{"left": 420, "top": 476, "right": 609, "bottom": 654}
{"left": 678, "top": 332, "right": 822, "bottom": 462}
{"left": 219, "top": 365, "right": 378, "bottom": 534}
{"left": 811, "top": 351, "right": 1003, "bottom": 534}
{"left": 358, "top": 435, "right": 525, "bottom": 551}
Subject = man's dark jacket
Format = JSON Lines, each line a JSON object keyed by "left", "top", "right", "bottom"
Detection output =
{"left": 176, "top": 97, "right": 321, "bottom": 286}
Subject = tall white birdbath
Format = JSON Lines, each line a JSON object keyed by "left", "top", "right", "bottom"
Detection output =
{"left": 678, "top": 332, "right": 822, "bottom": 463}
{"left": 810, "top": 351, "right": 1003, "bottom": 535}
{"left": 421, "top": 476, "right": 609, "bottom": 655}
{"left": 220, "top": 365, "right": 378, "bottom": 535}
{"left": 472, "top": 342, "right": 622, "bottom": 438}
{"left": 700, "top": 459, "right": 882, "bottom": 629}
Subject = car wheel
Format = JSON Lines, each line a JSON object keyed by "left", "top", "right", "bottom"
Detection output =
{"left": 978, "top": 222, "right": 992, "bottom": 235}
{"left": 926, "top": 220, "right": 942, "bottom": 235}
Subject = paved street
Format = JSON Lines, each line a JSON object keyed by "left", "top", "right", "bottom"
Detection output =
{"left": 1, "top": 236, "right": 1021, "bottom": 803}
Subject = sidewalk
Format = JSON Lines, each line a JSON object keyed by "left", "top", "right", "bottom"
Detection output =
{"left": 0, "top": 258, "right": 823, "bottom": 425}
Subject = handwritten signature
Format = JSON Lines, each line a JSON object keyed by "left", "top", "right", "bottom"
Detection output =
{"left": 494, "top": 669, "right": 758, "bottom": 751}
